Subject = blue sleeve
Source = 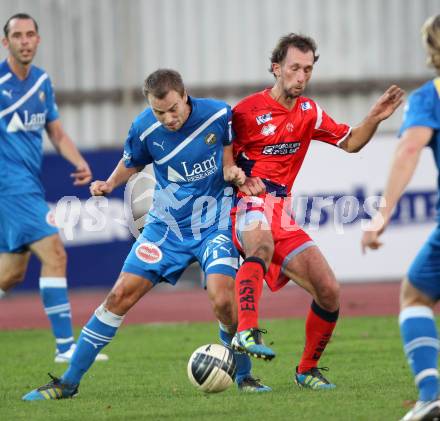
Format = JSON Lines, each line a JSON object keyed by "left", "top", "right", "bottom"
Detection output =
{"left": 222, "top": 105, "right": 234, "bottom": 146}
{"left": 123, "top": 123, "right": 153, "bottom": 168}
{"left": 45, "top": 77, "right": 59, "bottom": 123}
{"left": 399, "top": 88, "right": 440, "bottom": 136}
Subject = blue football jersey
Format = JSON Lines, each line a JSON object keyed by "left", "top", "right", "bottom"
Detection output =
{"left": 0, "top": 60, "right": 59, "bottom": 195}
{"left": 124, "top": 97, "right": 233, "bottom": 234}
{"left": 399, "top": 78, "right": 440, "bottom": 218}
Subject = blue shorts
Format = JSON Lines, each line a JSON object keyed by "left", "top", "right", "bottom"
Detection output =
{"left": 122, "top": 220, "right": 239, "bottom": 286}
{"left": 0, "top": 193, "right": 58, "bottom": 253}
{"left": 408, "top": 226, "right": 440, "bottom": 300}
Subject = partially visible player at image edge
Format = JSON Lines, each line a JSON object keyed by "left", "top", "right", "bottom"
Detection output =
{"left": 362, "top": 15, "right": 440, "bottom": 421}
{"left": 0, "top": 13, "right": 107, "bottom": 363}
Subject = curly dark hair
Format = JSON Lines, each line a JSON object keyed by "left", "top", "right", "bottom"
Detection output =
{"left": 269, "top": 33, "right": 319, "bottom": 75}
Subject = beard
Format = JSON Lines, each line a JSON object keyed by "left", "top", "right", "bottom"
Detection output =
{"left": 283, "top": 85, "right": 304, "bottom": 101}
{"left": 283, "top": 91, "right": 298, "bottom": 101}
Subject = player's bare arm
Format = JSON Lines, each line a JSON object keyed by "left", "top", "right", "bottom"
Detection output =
{"left": 361, "top": 126, "right": 432, "bottom": 253}
{"left": 90, "top": 158, "right": 142, "bottom": 196}
{"left": 223, "top": 144, "right": 246, "bottom": 186}
{"left": 46, "top": 119, "right": 92, "bottom": 185}
{"left": 222, "top": 145, "right": 265, "bottom": 195}
{"left": 340, "top": 85, "right": 405, "bottom": 153}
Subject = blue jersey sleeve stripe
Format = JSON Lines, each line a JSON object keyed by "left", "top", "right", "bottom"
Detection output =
{"left": 0, "top": 73, "right": 48, "bottom": 118}
{"left": 0, "top": 72, "right": 12, "bottom": 86}
{"left": 140, "top": 121, "right": 162, "bottom": 141}
{"left": 154, "top": 107, "right": 227, "bottom": 165}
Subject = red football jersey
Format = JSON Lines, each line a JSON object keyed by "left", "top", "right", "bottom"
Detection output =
{"left": 232, "top": 88, "right": 351, "bottom": 195}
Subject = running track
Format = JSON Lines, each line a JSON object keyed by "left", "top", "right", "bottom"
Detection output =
{"left": 0, "top": 281, "right": 401, "bottom": 330}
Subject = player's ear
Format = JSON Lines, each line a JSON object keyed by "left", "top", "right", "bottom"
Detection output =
{"left": 272, "top": 63, "right": 281, "bottom": 78}
{"left": 183, "top": 90, "right": 188, "bottom": 102}
{"left": 1, "top": 37, "right": 9, "bottom": 48}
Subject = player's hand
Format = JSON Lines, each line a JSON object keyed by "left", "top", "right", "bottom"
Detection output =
{"left": 361, "top": 230, "right": 384, "bottom": 254}
{"left": 368, "top": 85, "right": 405, "bottom": 122}
{"left": 238, "top": 177, "right": 266, "bottom": 196}
{"left": 90, "top": 180, "right": 114, "bottom": 196}
{"left": 224, "top": 165, "right": 246, "bottom": 186}
{"left": 71, "top": 163, "right": 92, "bottom": 186}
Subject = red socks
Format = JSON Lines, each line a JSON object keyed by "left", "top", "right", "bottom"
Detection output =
{"left": 236, "top": 257, "right": 266, "bottom": 332}
{"left": 297, "top": 300, "right": 339, "bottom": 373}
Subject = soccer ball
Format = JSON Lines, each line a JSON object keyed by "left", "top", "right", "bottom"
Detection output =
{"left": 187, "top": 344, "right": 236, "bottom": 393}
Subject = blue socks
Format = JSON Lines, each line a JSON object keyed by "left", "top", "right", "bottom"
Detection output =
{"left": 219, "top": 322, "right": 251, "bottom": 384}
{"left": 399, "top": 306, "right": 439, "bottom": 402}
{"left": 39, "top": 277, "right": 74, "bottom": 353}
{"left": 62, "top": 304, "right": 123, "bottom": 386}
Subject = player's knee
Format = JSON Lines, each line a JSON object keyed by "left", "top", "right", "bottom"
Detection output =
{"left": 52, "top": 246, "right": 67, "bottom": 269}
{"left": 105, "top": 288, "right": 125, "bottom": 309}
{"left": 248, "top": 241, "right": 274, "bottom": 265}
{"left": 104, "top": 287, "right": 134, "bottom": 315}
{"left": 40, "top": 244, "right": 67, "bottom": 273}
{"left": 1, "top": 268, "right": 26, "bottom": 289}
{"left": 400, "top": 277, "right": 434, "bottom": 308}
{"left": 316, "top": 279, "right": 340, "bottom": 310}
{"left": 212, "top": 294, "right": 234, "bottom": 321}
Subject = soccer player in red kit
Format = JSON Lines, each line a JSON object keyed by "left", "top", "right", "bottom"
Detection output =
{"left": 223, "top": 33, "right": 404, "bottom": 389}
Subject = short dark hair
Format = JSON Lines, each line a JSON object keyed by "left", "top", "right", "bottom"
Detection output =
{"left": 143, "top": 69, "right": 185, "bottom": 100}
{"left": 3, "top": 13, "right": 38, "bottom": 37}
{"left": 269, "top": 33, "right": 319, "bottom": 74}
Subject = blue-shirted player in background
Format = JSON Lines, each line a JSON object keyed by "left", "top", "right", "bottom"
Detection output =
{"left": 361, "top": 15, "right": 440, "bottom": 421}
{"left": 0, "top": 14, "right": 107, "bottom": 363}
{"left": 22, "top": 68, "right": 270, "bottom": 400}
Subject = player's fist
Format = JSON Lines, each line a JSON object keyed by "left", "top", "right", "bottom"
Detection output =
{"left": 238, "top": 177, "right": 266, "bottom": 196}
{"left": 71, "top": 162, "right": 92, "bottom": 186}
{"left": 361, "top": 230, "right": 383, "bottom": 254}
{"left": 224, "top": 165, "right": 246, "bottom": 186}
{"left": 90, "top": 180, "right": 114, "bottom": 196}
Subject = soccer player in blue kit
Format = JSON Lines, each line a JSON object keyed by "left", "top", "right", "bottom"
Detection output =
{"left": 0, "top": 14, "right": 108, "bottom": 363}
{"left": 361, "top": 15, "right": 440, "bottom": 421}
{"left": 22, "top": 68, "right": 270, "bottom": 400}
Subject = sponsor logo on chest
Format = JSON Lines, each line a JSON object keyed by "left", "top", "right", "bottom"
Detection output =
{"left": 24, "top": 110, "right": 46, "bottom": 127}
{"left": 168, "top": 153, "right": 218, "bottom": 182}
{"left": 255, "top": 112, "right": 272, "bottom": 125}
{"left": 301, "top": 101, "right": 311, "bottom": 111}
{"left": 260, "top": 123, "right": 277, "bottom": 136}
{"left": 204, "top": 133, "right": 216, "bottom": 145}
{"left": 182, "top": 154, "right": 218, "bottom": 181}
{"left": 6, "top": 110, "right": 46, "bottom": 132}
{"left": 262, "top": 141, "right": 300, "bottom": 155}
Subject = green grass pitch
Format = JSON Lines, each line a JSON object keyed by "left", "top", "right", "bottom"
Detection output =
{"left": 0, "top": 317, "right": 418, "bottom": 420}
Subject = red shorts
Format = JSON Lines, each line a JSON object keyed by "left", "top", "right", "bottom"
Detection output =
{"left": 231, "top": 194, "right": 315, "bottom": 292}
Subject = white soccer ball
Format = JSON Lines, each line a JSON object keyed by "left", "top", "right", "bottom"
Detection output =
{"left": 187, "top": 344, "right": 236, "bottom": 393}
